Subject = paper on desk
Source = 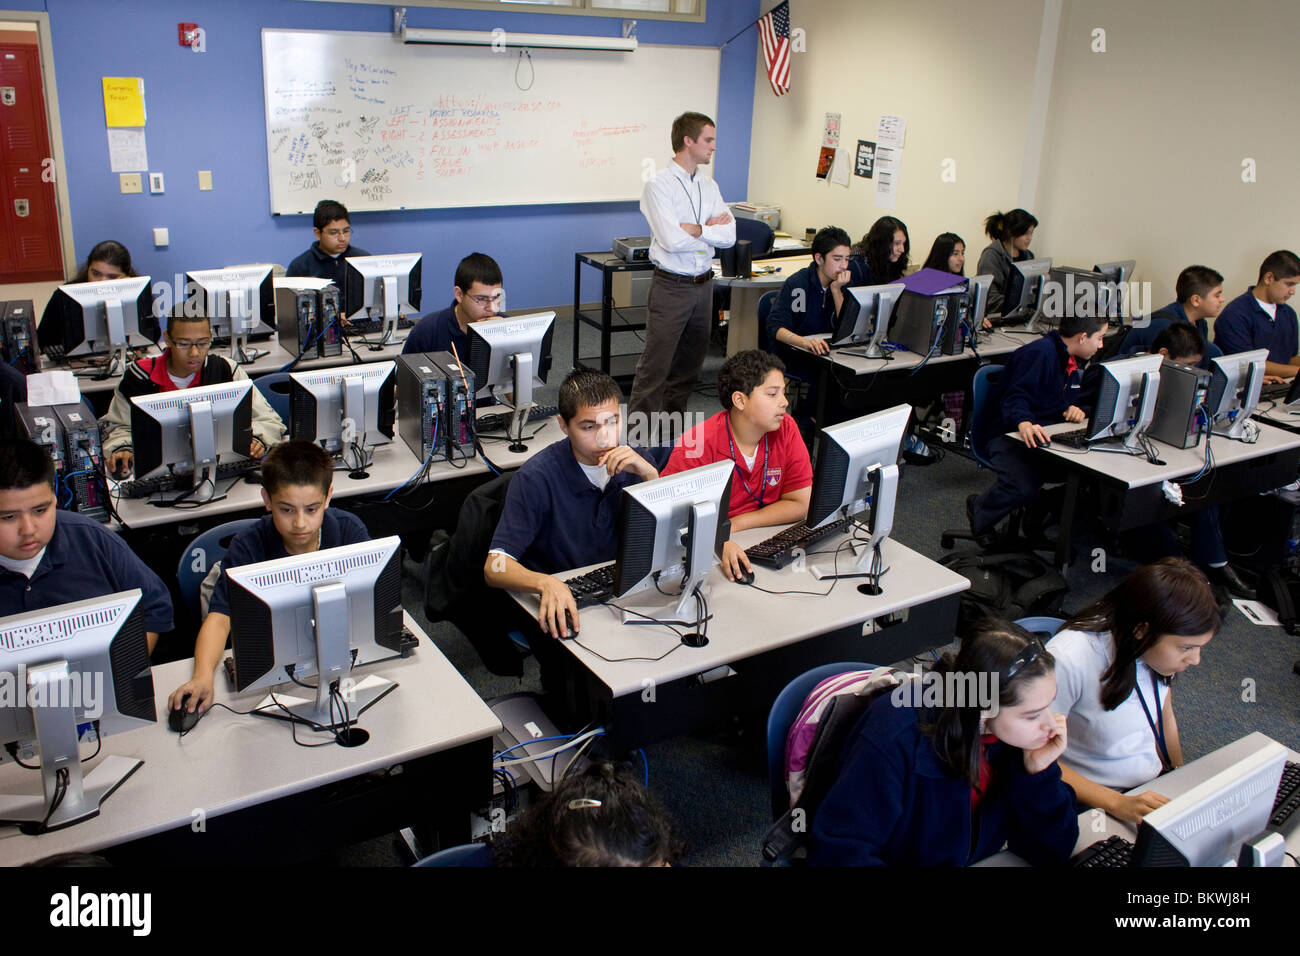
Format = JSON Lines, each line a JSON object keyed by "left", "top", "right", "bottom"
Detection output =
{"left": 1232, "top": 599, "right": 1281, "bottom": 627}
{"left": 26, "top": 370, "right": 80, "bottom": 407}
{"left": 107, "top": 128, "right": 148, "bottom": 172}
{"left": 829, "top": 148, "right": 850, "bottom": 187}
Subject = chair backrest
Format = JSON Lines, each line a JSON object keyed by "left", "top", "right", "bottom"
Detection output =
{"left": 968, "top": 363, "right": 1004, "bottom": 468}
{"left": 177, "top": 518, "right": 262, "bottom": 621}
{"left": 765, "top": 661, "right": 873, "bottom": 820}
{"left": 1014, "top": 615, "right": 1067, "bottom": 640}
{"left": 412, "top": 842, "right": 494, "bottom": 867}
{"left": 735, "top": 217, "right": 775, "bottom": 257}
{"left": 254, "top": 372, "right": 293, "bottom": 425}
{"left": 757, "top": 289, "right": 779, "bottom": 353}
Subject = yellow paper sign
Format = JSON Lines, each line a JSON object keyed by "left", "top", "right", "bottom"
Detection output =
{"left": 102, "top": 77, "right": 146, "bottom": 127}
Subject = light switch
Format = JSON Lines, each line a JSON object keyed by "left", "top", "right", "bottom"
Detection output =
{"left": 198, "top": 170, "right": 213, "bottom": 191}
{"left": 153, "top": 227, "right": 169, "bottom": 246}
{"left": 149, "top": 172, "right": 165, "bottom": 193}
{"left": 119, "top": 173, "right": 143, "bottom": 194}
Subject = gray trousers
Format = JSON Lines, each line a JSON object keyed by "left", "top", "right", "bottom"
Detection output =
{"left": 629, "top": 271, "right": 713, "bottom": 430}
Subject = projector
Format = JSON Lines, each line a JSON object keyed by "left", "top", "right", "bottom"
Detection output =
{"left": 612, "top": 237, "right": 651, "bottom": 263}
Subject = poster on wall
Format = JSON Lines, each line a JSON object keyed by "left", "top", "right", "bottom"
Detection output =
{"left": 855, "top": 140, "right": 876, "bottom": 178}
{"left": 816, "top": 146, "right": 835, "bottom": 180}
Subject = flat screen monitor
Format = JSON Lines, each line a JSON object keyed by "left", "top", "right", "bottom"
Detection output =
{"left": 226, "top": 536, "right": 406, "bottom": 730}
{"left": 130, "top": 380, "right": 255, "bottom": 502}
{"left": 806, "top": 404, "right": 909, "bottom": 590}
{"left": 829, "top": 283, "right": 905, "bottom": 358}
{"left": 1206, "top": 349, "right": 1267, "bottom": 441}
{"left": 1094, "top": 259, "right": 1137, "bottom": 321}
{"left": 466, "top": 312, "right": 555, "bottom": 450}
{"left": 289, "top": 360, "right": 396, "bottom": 461}
{"left": 1084, "top": 353, "right": 1162, "bottom": 454}
{"left": 967, "top": 274, "right": 993, "bottom": 331}
{"left": 184, "top": 266, "right": 275, "bottom": 363}
{"left": 1001, "top": 258, "right": 1053, "bottom": 324}
{"left": 0, "top": 590, "right": 155, "bottom": 831}
{"left": 342, "top": 253, "right": 422, "bottom": 344}
{"left": 37, "top": 276, "right": 158, "bottom": 374}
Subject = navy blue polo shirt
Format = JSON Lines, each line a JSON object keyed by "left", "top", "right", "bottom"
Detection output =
{"left": 0, "top": 510, "right": 173, "bottom": 632}
{"left": 402, "top": 302, "right": 464, "bottom": 356}
{"left": 209, "top": 508, "right": 370, "bottom": 616}
{"left": 285, "top": 241, "right": 373, "bottom": 288}
{"left": 766, "top": 263, "right": 861, "bottom": 341}
{"left": 489, "top": 438, "right": 647, "bottom": 574}
{"left": 1121, "top": 301, "right": 1221, "bottom": 370}
{"left": 1213, "top": 288, "right": 1299, "bottom": 364}
{"left": 998, "top": 331, "right": 1088, "bottom": 431}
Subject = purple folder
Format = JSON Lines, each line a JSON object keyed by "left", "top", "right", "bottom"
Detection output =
{"left": 900, "top": 268, "right": 968, "bottom": 296}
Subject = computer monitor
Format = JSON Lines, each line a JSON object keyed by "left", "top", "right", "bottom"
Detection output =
{"left": 1083, "top": 353, "right": 1162, "bottom": 455}
{"left": 38, "top": 277, "right": 158, "bottom": 375}
{"left": 0, "top": 590, "right": 155, "bottom": 831}
{"left": 1206, "top": 349, "right": 1267, "bottom": 441}
{"left": 1000, "top": 258, "right": 1053, "bottom": 324}
{"left": 806, "top": 404, "right": 910, "bottom": 591}
{"left": 226, "top": 537, "right": 406, "bottom": 731}
{"left": 465, "top": 312, "right": 555, "bottom": 451}
{"left": 609, "top": 461, "right": 733, "bottom": 636}
{"left": 1131, "top": 739, "right": 1287, "bottom": 866}
{"left": 184, "top": 266, "right": 275, "bottom": 364}
{"left": 1283, "top": 373, "right": 1300, "bottom": 410}
{"left": 1094, "top": 259, "right": 1137, "bottom": 321}
{"left": 289, "top": 360, "right": 397, "bottom": 463}
{"left": 829, "top": 283, "right": 905, "bottom": 358}
{"left": 967, "top": 274, "right": 993, "bottom": 332}
{"left": 343, "top": 253, "right": 423, "bottom": 345}
{"left": 130, "top": 380, "right": 255, "bottom": 502}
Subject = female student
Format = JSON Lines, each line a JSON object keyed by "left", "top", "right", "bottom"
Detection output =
{"left": 977, "top": 208, "right": 1038, "bottom": 317}
{"left": 1048, "top": 558, "right": 1219, "bottom": 825}
{"left": 811, "top": 620, "right": 1079, "bottom": 866}
{"left": 923, "top": 232, "right": 965, "bottom": 275}
{"left": 71, "top": 239, "right": 136, "bottom": 283}
{"left": 850, "top": 215, "right": 909, "bottom": 285}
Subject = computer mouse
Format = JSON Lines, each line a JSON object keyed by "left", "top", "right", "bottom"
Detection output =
{"left": 168, "top": 694, "right": 203, "bottom": 734}
{"left": 734, "top": 568, "right": 756, "bottom": 585}
{"left": 563, "top": 610, "right": 579, "bottom": 639}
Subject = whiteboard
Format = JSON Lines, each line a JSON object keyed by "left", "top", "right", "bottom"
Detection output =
{"left": 261, "top": 29, "right": 720, "bottom": 214}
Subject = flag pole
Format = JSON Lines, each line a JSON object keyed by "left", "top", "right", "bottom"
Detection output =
{"left": 720, "top": 4, "right": 774, "bottom": 50}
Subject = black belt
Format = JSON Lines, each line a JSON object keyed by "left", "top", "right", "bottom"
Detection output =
{"left": 654, "top": 268, "right": 713, "bottom": 285}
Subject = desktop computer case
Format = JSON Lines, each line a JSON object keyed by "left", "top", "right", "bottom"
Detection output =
{"left": 1147, "top": 361, "right": 1208, "bottom": 450}
{"left": 396, "top": 352, "right": 449, "bottom": 464}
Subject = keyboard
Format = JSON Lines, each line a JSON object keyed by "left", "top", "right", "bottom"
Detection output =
{"left": 745, "top": 516, "right": 850, "bottom": 569}
{"left": 1271, "top": 761, "right": 1300, "bottom": 827}
{"left": 563, "top": 563, "right": 616, "bottom": 609}
{"left": 1071, "top": 834, "right": 1134, "bottom": 868}
{"left": 344, "top": 316, "right": 415, "bottom": 337}
{"left": 1051, "top": 427, "right": 1092, "bottom": 449}
{"left": 477, "top": 404, "right": 560, "bottom": 433}
{"left": 118, "top": 458, "right": 261, "bottom": 499}
{"left": 1260, "top": 381, "right": 1292, "bottom": 403}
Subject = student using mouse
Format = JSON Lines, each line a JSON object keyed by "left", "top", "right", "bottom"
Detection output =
{"left": 810, "top": 619, "right": 1078, "bottom": 866}
{"left": 661, "top": 350, "right": 811, "bottom": 582}
{"left": 1213, "top": 249, "right": 1300, "bottom": 380}
{"left": 101, "top": 303, "right": 286, "bottom": 476}
{"left": 403, "top": 252, "right": 504, "bottom": 356}
{"left": 922, "top": 232, "right": 965, "bottom": 276}
{"left": 969, "top": 311, "right": 1105, "bottom": 536}
{"left": 1048, "top": 558, "right": 1218, "bottom": 825}
{"left": 286, "top": 199, "right": 372, "bottom": 288}
{"left": 766, "top": 226, "right": 858, "bottom": 356}
{"left": 0, "top": 439, "right": 173, "bottom": 652}
{"left": 977, "top": 208, "right": 1038, "bottom": 318}
{"left": 484, "top": 368, "right": 659, "bottom": 640}
{"left": 167, "top": 440, "right": 369, "bottom": 717}
{"left": 1120, "top": 265, "right": 1225, "bottom": 369}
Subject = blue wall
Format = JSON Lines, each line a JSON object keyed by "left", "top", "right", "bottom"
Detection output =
{"left": 21, "top": 0, "right": 758, "bottom": 307}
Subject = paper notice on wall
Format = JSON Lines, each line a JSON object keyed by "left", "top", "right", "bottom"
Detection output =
{"left": 102, "top": 77, "right": 146, "bottom": 127}
{"left": 875, "top": 168, "right": 898, "bottom": 209}
{"left": 816, "top": 146, "right": 835, "bottom": 180}
{"left": 875, "top": 145, "right": 900, "bottom": 172}
{"left": 823, "top": 112, "right": 841, "bottom": 148}
{"left": 107, "top": 128, "right": 148, "bottom": 172}
{"left": 877, "top": 113, "right": 906, "bottom": 148}
{"left": 829, "top": 148, "right": 850, "bottom": 187}
{"left": 854, "top": 140, "right": 876, "bottom": 178}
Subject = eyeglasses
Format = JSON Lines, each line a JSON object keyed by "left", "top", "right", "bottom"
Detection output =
{"left": 171, "top": 339, "right": 212, "bottom": 352}
{"left": 1005, "top": 638, "right": 1046, "bottom": 681}
{"left": 321, "top": 227, "right": 352, "bottom": 238}
{"left": 468, "top": 292, "right": 504, "bottom": 308}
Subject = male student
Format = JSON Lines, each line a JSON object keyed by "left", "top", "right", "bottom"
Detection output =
{"left": 662, "top": 350, "right": 812, "bottom": 581}
{"left": 403, "top": 252, "right": 504, "bottom": 356}
{"left": 629, "top": 112, "right": 735, "bottom": 435}
{"left": 0, "top": 438, "right": 172, "bottom": 651}
{"left": 286, "top": 199, "right": 372, "bottom": 288}
{"left": 1121, "top": 265, "right": 1225, "bottom": 370}
{"left": 766, "top": 226, "right": 857, "bottom": 355}
{"left": 1213, "top": 250, "right": 1300, "bottom": 379}
{"left": 484, "top": 368, "right": 659, "bottom": 640}
{"left": 167, "top": 440, "right": 370, "bottom": 716}
{"left": 101, "top": 305, "right": 286, "bottom": 476}
{"left": 970, "top": 312, "right": 1107, "bottom": 536}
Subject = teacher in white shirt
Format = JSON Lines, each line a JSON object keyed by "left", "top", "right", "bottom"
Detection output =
{"left": 629, "top": 112, "right": 736, "bottom": 440}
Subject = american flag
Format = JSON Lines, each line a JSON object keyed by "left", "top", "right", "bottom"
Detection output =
{"left": 758, "top": 1, "right": 791, "bottom": 97}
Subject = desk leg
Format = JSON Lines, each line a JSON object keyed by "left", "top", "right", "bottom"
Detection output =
{"left": 726, "top": 286, "right": 760, "bottom": 357}
{"left": 1056, "top": 472, "right": 1081, "bottom": 573}
{"left": 601, "top": 268, "right": 614, "bottom": 374}
{"left": 572, "top": 255, "right": 582, "bottom": 370}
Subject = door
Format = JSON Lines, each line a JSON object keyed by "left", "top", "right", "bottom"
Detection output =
{"left": 0, "top": 42, "right": 62, "bottom": 281}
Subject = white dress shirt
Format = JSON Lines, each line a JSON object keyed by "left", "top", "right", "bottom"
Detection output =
{"left": 640, "top": 159, "right": 735, "bottom": 277}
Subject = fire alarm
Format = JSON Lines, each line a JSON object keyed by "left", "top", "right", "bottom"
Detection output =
{"left": 178, "top": 23, "right": 206, "bottom": 52}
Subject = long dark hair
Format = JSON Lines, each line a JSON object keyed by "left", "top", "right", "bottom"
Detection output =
{"left": 1062, "top": 558, "right": 1219, "bottom": 710}
{"left": 854, "top": 216, "right": 909, "bottom": 283}
{"left": 921, "top": 619, "right": 1055, "bottom": 787}
{"left": 923, "top": 232, "right": 965, "bottom": 275}
{"left": 71, "top": 240, "right": 135, "bottom": 283}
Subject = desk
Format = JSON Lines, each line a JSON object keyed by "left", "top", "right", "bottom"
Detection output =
{"left": 714, "top": 255, "right": 812, "bottom": 356}
{"left": 0, "top": 613, "right": 500, "bottom": 866}
{"left": 510, "top": 527, "right": 969, "bottom": 750}
{"left": 981, "top": 733, "right": 1300, "bottom": 866}
{"left": 1028, "top": 421, "right": 1300, "bottom": 569}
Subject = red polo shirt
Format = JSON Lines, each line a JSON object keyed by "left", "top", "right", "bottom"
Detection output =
{"left": 663, "top": 411, "right": 813, "bottom": 519}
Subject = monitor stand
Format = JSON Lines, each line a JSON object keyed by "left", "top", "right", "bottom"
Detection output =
{"left": 230, "top": 330, "right": 268, "bottom": 365}
{"left": 504, "top": 351, "right": 536, "bottom": 453}
{"left": 371, "top": 277, "right": 402, "bottom": 349}
{"left": 619, "top": 500, "right": 719, "bottom": 644}
{"left": 0, "top": 661, "right": 141, "bottom": 831}
{"left": 810, "top": 463, "right": 899, "bottom": 595}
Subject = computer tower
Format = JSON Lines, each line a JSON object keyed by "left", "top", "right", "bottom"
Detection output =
{"left": 1, "top": 300, "right": 38, "bottom": 374}
{"left": 428, "top": 351, "right": 476, "bottom": 461}
{"left": 317, "top": 285, "right": 343, "bottom": 358}
{"left": 54, "top": 403, "right": 110, "bottom": 522}
{"left": 396, "top": 353, "right": 449, "bottom": 463}
{"left": 276, "top": 282, "right": 343, "bottom": 360}
{"left": 1147, "top": 360, "right": 1209, "bottom": 450}
{"left": 15, "top": 403, "right": 67, "bottom": 493}
{"left": 891, "top": 290, "right": 964, "bottom": 357}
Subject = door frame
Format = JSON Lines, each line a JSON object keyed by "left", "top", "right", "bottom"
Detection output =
{"left": 0, "top": 10, "right": 75, "bottom": 279}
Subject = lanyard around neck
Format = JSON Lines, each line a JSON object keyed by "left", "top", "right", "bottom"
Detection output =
{"left": 1135, "top": 670, "right": 1171, "bottom": 772}
{"left": 677, "top": 175, "right": 702, "bottom": 225}
{"left": 726, "top": 416, "right": 769, "bottom": 509}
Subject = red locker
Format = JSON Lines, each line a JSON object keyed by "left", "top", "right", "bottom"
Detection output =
{"left": 0, "top": 43, "right": 62, "bottom": 281}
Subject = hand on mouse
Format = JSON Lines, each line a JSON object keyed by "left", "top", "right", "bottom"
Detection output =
{"left": 536, "top": 575, "right": 580, "bottom": 639}
{"left": 721, "top": 540, "right": 752, "bottom": 582}
{"left": 109, "top": 449, "right": 133, "bottom": 477}
{"left": 167, "top": 677, "right": 214, "bottom": 716}
{"left": 1017, "top": 421, "right": 1050, "bottom": 448}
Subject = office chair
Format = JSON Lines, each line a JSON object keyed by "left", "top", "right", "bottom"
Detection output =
{"left": 412, "top": 842, "right": 494, "bottom": 867}
{"left": 176, "top": 518, "right": 261, "bottom": 622}
{"left": 734, "top": 217, "right": 774, "bottom": 258}
{"left": 757, "top": 289, "right": 779, "bottom": 353}
{"left": 1014, "top": 615, "right": 1067, "bottom": 641}
{"left": 253, "top": 372, "right": 293, "bottom": 425}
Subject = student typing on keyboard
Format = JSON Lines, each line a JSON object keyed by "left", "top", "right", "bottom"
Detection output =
{"left": 660, "top": 350, "right": 812, "bottom": 582}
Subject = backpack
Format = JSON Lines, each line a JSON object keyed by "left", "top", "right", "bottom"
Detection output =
{"left": 1257, "top": 568, "right": 1300, "bottom": 636}
{"left": 938, "top": 549, "right": 1068, "bottom": 640}
{"left": 761, "top": 666, "right": 914, "bottom": 865}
